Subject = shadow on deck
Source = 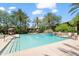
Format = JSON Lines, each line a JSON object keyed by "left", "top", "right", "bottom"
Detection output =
{"left": 58, "top": 43, "right": 79, "bottom": 56}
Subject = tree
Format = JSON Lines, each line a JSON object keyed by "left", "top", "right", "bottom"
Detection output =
{"left": 0, "top": 10, "right": 10, "bottom": 34}
{"left": 43, "top": 13, "right": 61, "bottom": 29}
{"left": 69, "top": 3, "right": 79, "bottom": 34}
{"left": 9, "top": 14, "right": 18, "bottom": 27}
{"left": 69, "top": 14, "right": 79, "bottom": 27}
{"left": 55, "top": 23, "right": 76, "bottom": 32}
{"left": 13, "top": 9, "right": 29, "bottom": 33}
{"left": 33, "top": 17, "right": 41, "bottom": 28}
{"left": 38, "top": 19, "right": 46, "bottom": 32}
{"left": 69, "top": 3, "right": 79, "bottom": 15}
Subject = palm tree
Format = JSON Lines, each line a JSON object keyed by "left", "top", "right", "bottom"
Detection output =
{"left": 44, "top": 13, "right": 52, "bottom": 29}
{"left": 0, "top": 10, "right": 10, "bottom": 34}
{"left": 0, "top": 10, "right": 10, "bottom": 41}
{"left": 69, "top": 3, "right": 79, "bottom": 34}
{"left": 69, "top": 3, "right": 79, "bottom": 15}
{"left": 9, "top": 14, "right": 18, "bottom": 27}
{"left": 33, "top": 17, "right": 41, "bottom": 29}
{"left": 13, "top": 9, "right": 29, "bottom": 33}
{"left": 22, "top": 18, "right": 30, "bottom": 33}
{"left": 43, "top": 13, "right": 61, "bottom": 30}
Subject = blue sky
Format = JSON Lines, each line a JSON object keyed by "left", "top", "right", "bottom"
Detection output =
{"left": 0, "top": 3, "right": 76, "bottom": 23}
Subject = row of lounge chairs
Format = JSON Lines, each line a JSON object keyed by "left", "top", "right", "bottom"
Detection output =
{"left": 44, "top": 43, "right": 79, "bottom": 56}
{"left": 0, "top": 33, "right": 10, "bottom": 42}
{"left": 53, "top": 32, "right": 78, "bottom": 40}
{"left": 58, "top": 43, "right": 79, "bottom": 56}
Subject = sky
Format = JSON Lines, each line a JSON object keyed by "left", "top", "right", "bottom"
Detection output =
{"left": 0, "top": 3, "right": 76, "bottom": 25}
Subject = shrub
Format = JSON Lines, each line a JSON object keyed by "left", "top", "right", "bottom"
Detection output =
{"left": 39, "top": 25, "right": 45, "bottom": 33}
{"left": 55, "top": 24, "right": 76, "bottom": 32}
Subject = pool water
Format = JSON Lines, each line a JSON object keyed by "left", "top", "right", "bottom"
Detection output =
{"left": 2, "top": 33, "right": 67, "bottom": 55}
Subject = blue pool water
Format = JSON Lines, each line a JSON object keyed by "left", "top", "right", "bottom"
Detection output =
{"left": 2, "top": 33, "right": 67, "bottom": 54}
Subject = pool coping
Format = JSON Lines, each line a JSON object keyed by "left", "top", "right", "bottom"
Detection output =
{"left": 6, "top": 38, "right": 76, "bottom": 56}
{"left": 4, "top": 35, "right": 79, "bottom": 56}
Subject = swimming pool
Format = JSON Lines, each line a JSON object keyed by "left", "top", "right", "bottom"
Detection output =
{"left": 2, "top": 33, "right": 67, "bottom": 55}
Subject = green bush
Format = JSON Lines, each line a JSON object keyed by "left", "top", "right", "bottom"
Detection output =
{"left": 15, "top": 26, "right": 28, "bottom": 34}
{"left": 55, "top": 24, "right": 76, "bottom": 32}
{"left": 67, "top": 27, "right": 76, "bottom": 32}
{"left": 39, "top": 25, "right": 46, "bottom": 33}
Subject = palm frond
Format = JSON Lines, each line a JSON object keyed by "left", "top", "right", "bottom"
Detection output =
{"left": 71, "top": 3, "right": 79, "bottom": 7}
{"left": 70, "top": 9, "right": 78, "bottom": 15}
{"left": 68, "top": 6, "right": 79, "bottom": 13}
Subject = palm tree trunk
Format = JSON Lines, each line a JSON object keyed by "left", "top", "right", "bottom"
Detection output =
{"left": 25, "top": 21, "right": 27, "bottom": 33}
{"left": 77, "top": 21, "right": 79, "bottom": 35}
{"left": 19, "top": 15, "right": 22, "bottom": 34}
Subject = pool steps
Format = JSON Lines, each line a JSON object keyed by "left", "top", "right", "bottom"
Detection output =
{"left": 1, "top": 37, "right": 20, "bottom": 55}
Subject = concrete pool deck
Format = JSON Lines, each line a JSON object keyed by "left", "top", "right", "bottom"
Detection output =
{"left": 6, "top": 36, "right": 79, "bottom": 56}
{"left": 0, "top": 35, "right": 17, "bottom": 55}
{"left": 0, "top": 35, "right": 14, "bottom": 51}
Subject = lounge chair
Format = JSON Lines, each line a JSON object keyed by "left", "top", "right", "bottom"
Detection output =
{"left": 73, "top": 33, "right": 78, "bottom": 40}
{"left": 69, "top": 50, "right": 79, "bottom": 56}
{"left": 58, "top": 48, "right": 69, "bottom": 53}
{"left": 63, "top": 43, "right": 79, "bottom": 51}
{"left": 60, "top": 32, "right": 78, "bottom": 40}
{"left": 68, "top": 33, "right": 78, "bottom": 40}
{"left": 0, "top": 34, "right": 4, "bottom": 39}
{"left": 58, "top": 48, "right": 79, "bottom": 56}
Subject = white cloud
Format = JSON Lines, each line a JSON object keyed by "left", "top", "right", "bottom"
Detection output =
{"left": 34, "top": 2, "right": 58, "bottom": 15}
{"left": 38, "top": 16, "right": 44, "bottom": 19}
{"left": 0, "top": 7, "right": 5, "bottom": 11}
{"left": 8, "top": 6, "right": 16, "bottom": 14}
{"left": 32, "top": 2, "right": 57, "bottom": 16}
{"left": 32, "top": 10, "right": 43, "bottom": 15}
{"left": 52, "top": 9, "right": 58, "bottom": 13}
{"left": 8, "top": 6, "right": 16, "bottom": 10}
{"left": 36, "top": 2, "right": 56, "bottom": 9}
{"left": 7, "top": 10, "right": 12, "bottom": 14}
